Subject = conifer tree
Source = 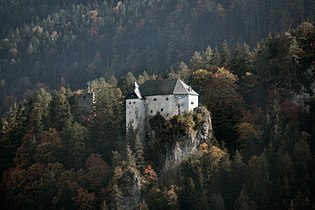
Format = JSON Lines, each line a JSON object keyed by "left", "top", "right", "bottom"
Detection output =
{"left": 234, "top": 189, "right": 257, "bottom": 210}
{"left": 210, "top": 193, "right": 225, "bottom": 210}
{"left": 49, "top": 87, "right": 72, "bottom": 131}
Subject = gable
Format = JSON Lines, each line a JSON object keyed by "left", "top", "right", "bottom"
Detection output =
{"left": 173, "top": 79, "right": 198, "bottom": 95}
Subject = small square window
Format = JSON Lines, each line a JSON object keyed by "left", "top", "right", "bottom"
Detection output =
{"left": 166, "top": 97, "right": 169, "bottom": 101}
{"left": 191, "top": 102, "right": 194, "bottom": 104}
{"left": 133, "top": 101, "right": 136, "bottom": 104}
{"left": 161, "top": 108, "right": 164, "bottom": 112}
{"left": 154, "top": 98, "right": 157, "bottom": 101}
{"left": 150, "top": 110, "right": 153, "bottom": 114}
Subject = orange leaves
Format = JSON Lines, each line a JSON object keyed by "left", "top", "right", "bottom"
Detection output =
{"left": 199, "top": 142, "right": 209, "bottom": 153}
{"left": 85, "top": 154, "right": 111, "bottom": 190}
{"left": 210, "top": 145, "right": 226, "bottom": 159}
{"left": 143, "top": 164, "right": 158, "bottom": 182}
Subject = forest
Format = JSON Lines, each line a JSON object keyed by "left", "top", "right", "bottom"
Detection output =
{"left": 0, "top": 0, "right": 315, "bottom": 210}
{"left": 1, "top": 0, "right": 315, "bottom": 115}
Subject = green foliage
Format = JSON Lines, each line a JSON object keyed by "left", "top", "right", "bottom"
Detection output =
{"left": 234, "top": 189, "right": 257, "bottom": 210}
{"left": 210, "top": 193, "right": 225, "bottom": 210}
{"left": 34, "top": 129, "right": 64, "bottom": 165}
{"left": 0, "top": 0, "right": 313, "bottom": 116}
{"left": 62, "top": 122, "right": 89, "bottom": 169}
{"left": 148, "top": 112, "right": 196, "bottom": 151}
{"left": 89, "top": 78, "right": 123, "bottom": 163}
{"left": 49, "top": 87, "right": 72, "bottom": 131}
{"left": 204, "top": 77, "right": 245, "bottom": 150}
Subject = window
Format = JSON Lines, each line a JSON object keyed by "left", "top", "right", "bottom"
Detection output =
{"left": 166, "top": 97, "right": 169, "bottom": 101}
{"left": 153, "top": 98, "right": 157, "bottom": 101}
{"left": 133, "top": 101, "right": 136, "bottom": 104}
{"left": 161, "top": 108, "right": 164, "bottom": 112}
{"left": 129, "top": 102, "right": 131, "bottom": 105}
{"left": 150, "top": 110, "right": 153, "bottom": 114}
{"left": 191, "top": 102, "right": 194, "bottom": 105}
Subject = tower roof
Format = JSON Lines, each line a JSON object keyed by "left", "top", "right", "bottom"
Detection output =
{"left": 141, "top": 79, "right": 198, "bottom": 96}
{"left": 126, "top": 79, "right": 198, "bottom": 99}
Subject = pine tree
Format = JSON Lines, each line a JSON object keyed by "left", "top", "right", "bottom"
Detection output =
{"left": 49, "top": 87, "right": 72, "bottom": 131}
{"left": 210, "top": 193, "right": 225, "bottom": 210}
{"left": 218, "top": 40, "right": 231, "bottom": 66}
{"left": 234, "top": 189, "right": 257, "bottom": 210}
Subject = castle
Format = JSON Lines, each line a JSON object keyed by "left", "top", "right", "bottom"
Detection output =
{"left": 126, "top": 79, "right": 198, "bottom": 131}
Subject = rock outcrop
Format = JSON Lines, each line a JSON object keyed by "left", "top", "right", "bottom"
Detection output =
{"left": 146, "top": 107, "right": 214, "bottom": 171}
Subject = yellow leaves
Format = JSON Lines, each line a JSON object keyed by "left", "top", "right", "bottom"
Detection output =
{"left": 214, "top": 67, "right": 238, "bottom": 82}
{"left": 170, "top": 113, "right": 195, "bottom": 135}
{"left": 199, "top": 142, "right": 209, "bottom": 153}
{"left": 192, "top": 69, "right": 213, "bottom": 79}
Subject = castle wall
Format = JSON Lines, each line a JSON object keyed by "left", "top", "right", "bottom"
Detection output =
{"left": 145, "top": 94, "right": 197, "bottom": 119}
{"left": 75, "top": 92, "right": 95, "bottom": 114}
{"left": 126, "top": 99, "right": 145, "bottom": 130}
{"left": 174, "top": 94, "right": 189, "bottom": 115}
{"left": 188, "top": 95, "right": 198, "bottom": 111}
{"left": 126, "top": 94, "right": 198, "bottom": 132}
{"left": 145, "top": 94, "right": 175, "bottom": 118}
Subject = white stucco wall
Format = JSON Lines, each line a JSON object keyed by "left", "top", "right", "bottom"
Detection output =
{"left": 126, "top": 99, "right": 145, "bottom": 130}
{"left": 174, "top": 94, "right": 189, "bottom": 115}
{"left": 188, "top": 95, "right": 198, "bottom": 111}
{"left": 145, "top": 94, "right": 197, "bottom": 119}
{"left": 126, "top": 93, "right": 198, "bottom": 132}
{"left": 145, "top": 94, "right": 175, "bottom": 118}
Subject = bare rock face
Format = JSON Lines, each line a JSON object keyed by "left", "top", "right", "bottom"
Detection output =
{"left": 147, "top": 107, "right": 213, "bottom": 171}
{"left": 120, "top": 169, "right": 143, "bottom": 209}
{"left": 109, "top": 161, "right": 144, "bottom": 210}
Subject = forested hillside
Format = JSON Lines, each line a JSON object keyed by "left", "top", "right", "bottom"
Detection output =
{"left": 1, "top": 0, "right": 314, "bottom": 115}
{"left": 1, "top": 19, "right": 315, "bottom": 209}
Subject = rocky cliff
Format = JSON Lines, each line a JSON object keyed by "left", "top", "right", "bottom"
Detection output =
{"left": 109, "top": 107, "right": 213, "bottom": 209}
{"left": 146, "top": 107, "right": 214, "bottom": 171}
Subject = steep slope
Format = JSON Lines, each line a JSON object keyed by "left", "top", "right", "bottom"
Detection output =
{"left": 147, "top": 107, "right": 214, "bottom": 171}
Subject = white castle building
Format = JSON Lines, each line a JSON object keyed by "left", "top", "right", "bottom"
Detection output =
{"left": 126, "top": 79, "right": 198, "bottom": 130}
